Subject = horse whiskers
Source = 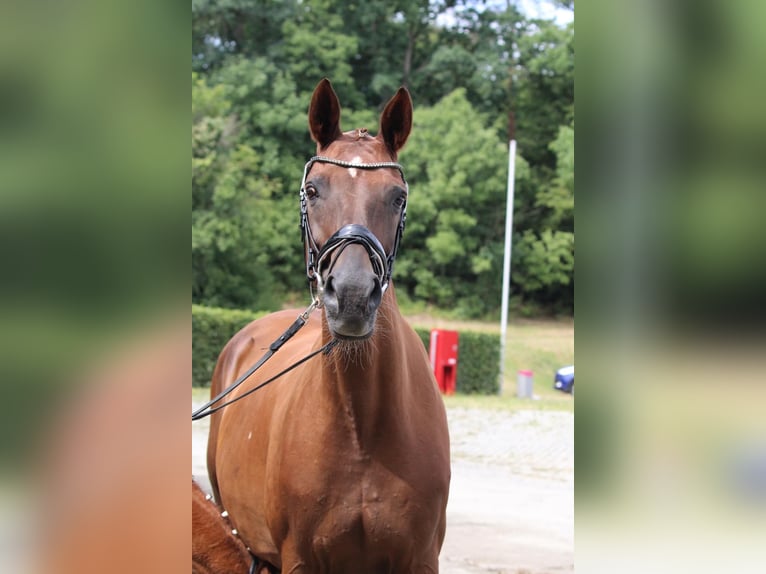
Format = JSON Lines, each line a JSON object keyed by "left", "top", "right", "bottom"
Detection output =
{"left": 334, "top": 337, "right": 376, "bottom": 369}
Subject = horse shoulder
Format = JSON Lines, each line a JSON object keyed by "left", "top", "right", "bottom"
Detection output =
{"left": 208, "top": 309, "right": 301, "bottom": 499}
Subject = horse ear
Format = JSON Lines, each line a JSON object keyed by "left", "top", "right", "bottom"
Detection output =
{"left": 308, "top": 78, "right": 343, "bottom": 149}
{"left": 379, "top": 87, "right": 413, "bottom": 158}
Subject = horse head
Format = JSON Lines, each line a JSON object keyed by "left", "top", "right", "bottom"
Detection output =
{"left": 302, "top": 78, "right": 412, "bottom": 340}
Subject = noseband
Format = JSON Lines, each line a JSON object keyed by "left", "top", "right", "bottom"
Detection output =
{"left": 299, "top": 156, "right": 408, "bottom": 298}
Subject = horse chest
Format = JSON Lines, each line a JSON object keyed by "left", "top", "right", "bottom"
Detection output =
{"left": 272, "top": 379, "right": 447, "bottom": 549}
{"left": 291, "top": 470, "right": 425, "bottom": 569}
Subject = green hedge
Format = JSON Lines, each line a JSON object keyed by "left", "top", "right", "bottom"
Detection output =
{"left": 192, "top": 304, "right": 265, "bottom": 387}
{"left": 452, "top": 331, "right": 500, "bottom": 394}
{"left": 193, "top": 306, "right": 499, "bottom": 394}
{"left": 413, "top": 328, "right": 500, "bottom": 395}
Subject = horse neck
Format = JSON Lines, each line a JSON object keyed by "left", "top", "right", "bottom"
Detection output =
{"left": 319, "top": 285, "right": 410, "bottom": 441}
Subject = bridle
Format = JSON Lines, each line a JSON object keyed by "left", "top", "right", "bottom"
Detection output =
{"left": 300, "top": 155, "right": 408, "bottom": 300}
{"left": 192, "top": 154, "right": 409, "bottom": 422}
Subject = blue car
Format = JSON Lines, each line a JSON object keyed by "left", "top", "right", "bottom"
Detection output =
{"left": 554, "top": 365, "right": 574, "bottom": 394}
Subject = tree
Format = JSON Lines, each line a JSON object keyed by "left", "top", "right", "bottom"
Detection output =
{"left": 514, "top": 20, "right": 574, "bottom": 169}
{"left": 511, "top": 229, "right": 574, "bottom": 309}
{"left": 192, "top": 0, "right": 299, "bottom": 72}
{"left": 396, "top": 88, "right": 529, "bottom": 316}
{"left": 538, "top": 123, "right": 574, "bottom": 230}
{"left": 511, "top": 121, "right": 574, "bottom": 311}
{"left": 190, "top": 0, "right": 575, "bottom": 317}
{"left": 192, "top": 73, "right": 287, "bottom": 309}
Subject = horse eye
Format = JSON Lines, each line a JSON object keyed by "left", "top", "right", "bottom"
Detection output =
{"left": 305, "top": 184, "right": 319, "bottom": 200}
{"left": 393, "top": 194, "right": 406, "bottom": 209}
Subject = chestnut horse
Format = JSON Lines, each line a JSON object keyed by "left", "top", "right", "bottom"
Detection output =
{"left": 192, "top": 479, "right": 253, "bottom": 574}
{"left": 206, "top": 79, "right": 451, "bottom": 573}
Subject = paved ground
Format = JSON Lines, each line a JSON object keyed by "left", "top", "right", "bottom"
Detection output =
{"left": 193, "top": 402, "right": 573, "bottom": 574}
{"left": 440, "top": 408, "right": 573, "bottom": 573}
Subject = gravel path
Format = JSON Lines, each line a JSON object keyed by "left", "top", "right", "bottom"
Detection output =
{"left": 192, "top": 402, "right": 573, "bottom": 573}
{"left": 441, "top": 408, "right": 573, "bottom": 574}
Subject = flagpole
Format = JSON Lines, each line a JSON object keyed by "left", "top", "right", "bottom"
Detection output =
{"left": 498, "top": 138, "right": 517, "bottom": 394}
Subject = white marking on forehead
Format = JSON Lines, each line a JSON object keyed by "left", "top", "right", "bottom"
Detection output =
{"left": 348, "top": 156, "right": 362, "bottom": 178}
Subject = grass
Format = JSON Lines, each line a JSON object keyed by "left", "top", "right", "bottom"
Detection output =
{"left": 501, "top": 318, "right": 574, "bottom": 397}
{"left": 407, "top": 315, "right": 574, "bottom": 411}
{"left": 192, "top": 386, "right": 211, "bottom": 403}
{"left": 442, "top": 390, "right": 572, "bottom": 413}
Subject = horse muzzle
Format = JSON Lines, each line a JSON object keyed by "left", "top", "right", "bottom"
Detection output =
{"left": 316, "top": 225, "right": 387, "bottom": 339}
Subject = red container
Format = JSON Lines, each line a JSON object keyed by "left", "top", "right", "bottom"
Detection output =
{"left": 429, "top": 329, "right": 459, "bottom": 395}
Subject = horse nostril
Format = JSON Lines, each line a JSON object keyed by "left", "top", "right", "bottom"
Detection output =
{"left": 368, "top": 277, "right": 382, "bottom": 311}
{"left": 323, "top": 275, "right": 335, "bottom": 297}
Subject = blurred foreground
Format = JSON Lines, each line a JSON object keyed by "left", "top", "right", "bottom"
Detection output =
{"left": 577, "top": 0, "right": 766, "bottom": 571}
{"left": 0, "top": 1, "right": 189, "bottom": 572}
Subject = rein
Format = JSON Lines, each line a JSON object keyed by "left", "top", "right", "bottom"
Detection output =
{"left": 192, "top": 155, "right": 407, "bottom": 422}
{"left": 191, "top": 299, "right": 334, "bottom": 421}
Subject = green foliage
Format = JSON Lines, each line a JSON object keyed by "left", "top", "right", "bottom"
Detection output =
{"left": 192, "top": 74, "right": 289, "bottom": 310}
{"left": 514, "top": 21, "right": 575, "bottom": 169}
{"left": 211, "top": 57, "right": 309, "bottom": 185}
{"left": 510, "top": 120, "right": 574, "bottom": 311}
{"left": 281, "top": 0, "right": 362, "bottom": 107}
{"left": 192, "top": 0, "right": 299, "bottom": 72}
{"left": 537, "top": 124, "right": 574, "bottom": 229}
{"left": 413, "top": 326, "right": 431, "bottom": 350}
{"left": 191, "top": 1, "right": 574, "bottom": 317}
{"left": 455, "top": 331, "right": 501, "bottom": 394}
{"left": 512, "top": 229, "right": 575, "bottom": 310}
{"left": 396, "top": 89, "right": 511, "bottom": 316}
{"left": 192, "top": 304, "right": 265, "bottom": 387}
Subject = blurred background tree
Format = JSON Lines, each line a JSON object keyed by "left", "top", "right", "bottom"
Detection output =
{"left": 191, "top": 0, "right": 574, "bottom": 317}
